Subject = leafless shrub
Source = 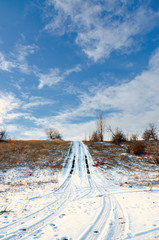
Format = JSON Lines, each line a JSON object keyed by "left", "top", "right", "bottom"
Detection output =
{"left": 109, "top": 127, "right": 127, "bottom": 144}
{"left": 45, "top": 128, "right": 62, "bottom": 140}
{"left": 128, "top": 142, "right": 146, "bottom": 155}
{"left": 0, "top": 127, "right": 7, "bottom": 141}
{"left": 142, "top": 123, "right": 158, "bottom": 141}
{"left": 146, "top": 144, "right": 159, "bottom": 164}
{"left": 129, "top": 134, "right": 138, "bottom": 142}
{"left": 89, "top": 131, "right": 100, "bottom": 142}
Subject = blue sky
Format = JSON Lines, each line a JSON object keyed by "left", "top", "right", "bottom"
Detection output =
{"left": 0, "top": 0, "right": 159, "bottom": 140}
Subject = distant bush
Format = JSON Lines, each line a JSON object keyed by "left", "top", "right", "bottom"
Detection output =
{"left": 0, "top": 128, "right": 7, "bottom": 141}
{"left": 129, "top": 134, "right": 138, "bottom": 142}
{"left": 146, "top": 144, "right": 159, "bottom": 164}
{"left": 129, "top": 142, "right": 146, "bottom": 155}
{"left": 45, "top": 128, "right": 62, "bottom": 140}
{"left": 89, "top": 131, "right": 100, "bottom": 142}
{"left": 142, "top": 123, "right": 158, "bottom": 141}
{"left": 111, "top": 128, "right": 127, "bottom": 144}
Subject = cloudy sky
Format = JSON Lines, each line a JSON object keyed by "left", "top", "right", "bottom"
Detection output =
{"left": 0, "top": 0, "right": 159, "bottom": 140}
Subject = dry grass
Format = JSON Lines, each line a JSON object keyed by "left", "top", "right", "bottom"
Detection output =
{"left": 128, "top": 142, "right": 146, "bottom": 155}
{"left": 145, "top": 142, "right": 159, "bottom": 164}
{"left": 85, "top": 141, "right": 159, "bottom": 168}
{"left": 0, "top": 140, "right": 70, "bottom": 170}
{"left": 84, "top": 140, "right": 159, "bottom": 187}
{"left": 85, "top": 141, "right": 124, "bottom": 169}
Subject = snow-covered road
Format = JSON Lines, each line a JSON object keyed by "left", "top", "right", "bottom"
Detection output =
{"left": 0, "top": 141, "right": 159, "bottom": 240}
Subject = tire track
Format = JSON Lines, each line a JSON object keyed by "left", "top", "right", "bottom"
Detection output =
{"left": 79, "top": 195, "right": 111, "bottom": 240}
{"left": 1, "top": 141, "right": 127, "bottom": 240}
{"left": 1, "top": 187, "right": 72, "bottom": 240}
{"left": 0, "top": 143, "right": 76, "bottom": 239}
{"left": 109, "top": 195, "right": 127, "bottom": 240}
{"left": 12, "top": 141, "right": 92, "bottom": 240}
{"left": 81, "top": 141, "right": 126, "bottom": 240}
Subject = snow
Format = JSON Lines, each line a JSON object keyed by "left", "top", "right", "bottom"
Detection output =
{"left": 116, "top": 190, "right": 159, "bottom": 239}
{"left": 0, "top": 141, "right": 159, "bottom": 239}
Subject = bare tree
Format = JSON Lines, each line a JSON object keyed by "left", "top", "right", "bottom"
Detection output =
{"left": 142, "top": 123, "right": 158, "bottom": 141}
{"left": 0, "top": 127, "right": 7, "bottom": 141}
{"left": 46, "top": 128, "right": 62, "bottom": 140}
{"left": 96, "top": 111, "right": 106, "bottom": 142}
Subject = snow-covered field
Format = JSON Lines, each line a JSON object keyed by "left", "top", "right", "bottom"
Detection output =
{"left": 0, "top": 141, "right": 159, "bottom": 239}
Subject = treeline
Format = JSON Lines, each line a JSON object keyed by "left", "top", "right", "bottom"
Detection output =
{"left": 0, "top": 127, "right": 62, "bottom": 142}
{"left": 88, "top": 112, "right": 158, "bottom": 144}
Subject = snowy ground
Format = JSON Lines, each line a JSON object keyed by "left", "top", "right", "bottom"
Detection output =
{"left": 0, "top": 141, "right": 159, "bottom": 239}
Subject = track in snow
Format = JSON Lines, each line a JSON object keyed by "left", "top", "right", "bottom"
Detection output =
{"left": 0, "top": 141, "right": 126, "bottom": 240}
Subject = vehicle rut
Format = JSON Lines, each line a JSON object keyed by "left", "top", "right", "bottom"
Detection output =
{"left": 0, "top": 141, "right": 125, "bottom": 240}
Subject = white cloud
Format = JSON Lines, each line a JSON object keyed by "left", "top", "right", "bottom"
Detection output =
{"left": 37, "top": 64, "right": 81, "bottom": 89}
{"left": 15, "top": 44, "right": 38, "bottom": 74}
{"left": 2, "top": 47, "right": 159, "bottom": 140}
{"left": 6, "top": 124, "right": 19, "bottom": 132}
{"left": 64, "top": 64, "right": 81, "bottom": 76}
{"left": 0, "top": 92, "right": 22, "bottom": 124}
{"left": 38, "top": 68, "right": 63, "bottom": 89}
{"left": 23, "top": 96, "right": 54, "bottom": 109}
{"left": 0, "top": 52, "right": 17, "bottom": 71}
{"left": 11, "top": 81, "right": 22, "bottom": 91}
{"left": 21, "top": 114, "right": 96, "bottom": 140}
{"left": 45, "top": 0, "right": 159, "bottom": 61}
{"left": 0, "top": 44, "right": 38, "bottom": 74}
{"left": 0, "top": 92, "right": 54, "bottom": 127}
{"left": 62, "top": 121, "right": 96, "bottom": 141}
{"left": 149, "top": 48, "right": 159, "bottom": 70}
{"left": 22, "top": 128, "right": 46, "bottom": 140}
{"left": 30, "top": 47, "right": 159, "bottom": 139}
{"left": 16, "top": 44, "right": 38, "bottom": 62}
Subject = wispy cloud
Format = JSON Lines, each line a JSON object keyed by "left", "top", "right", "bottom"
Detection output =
{"left": 0, "top": 44, "right": 38, "bottom": 74}
{"left": 23, "top": 96, "right": 54, "bottom": 109}
{"left": 64, "top": 65, "right": 81, "bottom": 76}
{"left": 38, "top": 68, "right": 63, "bottom": 89}
{"left": 44, "top": 0, "right": 159, "bottom": 61}
{"left": 30, "top": 47, "right": 159, "bottom": 139}
{"left": 0, "top": 92, "right": 54, "bottom": 126}
{"left": 1, "top": 43, "right": 159, "bottom": 140}
{"left": 11, "top": 81, "right": 22, "bottom": 91}
{"left": 15, "top": 44, "right": 38, "bottom": 74}
{"left": 37, "top": 64, "right": 81, "bottom": 89}
{"left": 0, "top": 52, "right": 17, "bottom": 72}
{"left": 0, "top": 92, "right": 22, "bottom": 124}
{"left": 22, "top": 127, "right": 46, "bottom": 140}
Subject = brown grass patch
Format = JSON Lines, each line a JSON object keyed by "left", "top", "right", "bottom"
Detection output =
{"left": 84, "top": 140, "right": 159, "bottom": 187}
{"left": 0, "top": 140, "right": 70, "bottom": 170}
{"left": 84, "top": 141, "right": 123, "bottom": 169}
{"left": 85, "top": 140, "right": 159, "bottom": 171}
